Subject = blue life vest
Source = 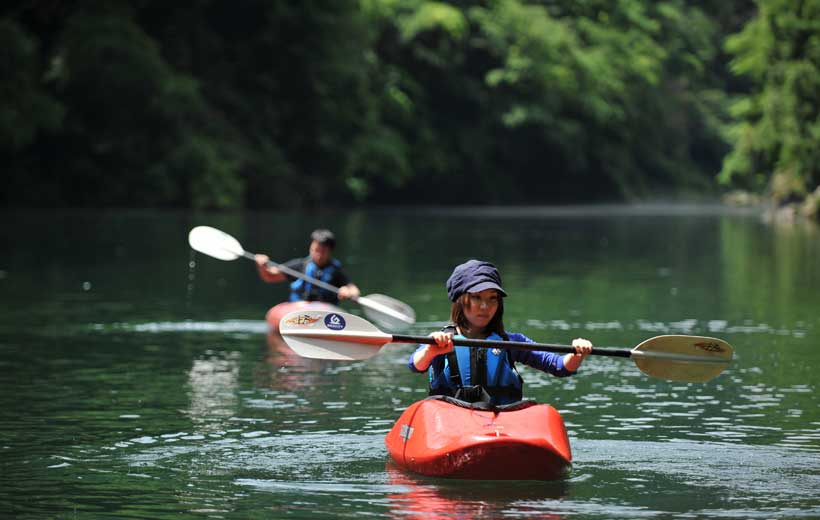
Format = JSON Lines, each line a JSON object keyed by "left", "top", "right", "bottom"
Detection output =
{"left": 289, "top": 258, "right": 342, "bottom": 303}
{"left": 428, "top": 331, "right": 524, "bottom": 405}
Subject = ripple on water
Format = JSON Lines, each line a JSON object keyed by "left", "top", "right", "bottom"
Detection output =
{"left": 521, "top": 318, "right": 809, "bottom": 338}
{"left": 571, "top": 438, "right": 820, "bottom": 517}
{"left": 47, "top": 414, "right": 820, "bottom": 519}
{"left": 121, "top": 430, "right": 386, "bottom": 474}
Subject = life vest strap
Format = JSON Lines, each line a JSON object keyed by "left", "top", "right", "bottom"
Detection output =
{"left": 428, "top": 325, "right": 524, "bottom": 405}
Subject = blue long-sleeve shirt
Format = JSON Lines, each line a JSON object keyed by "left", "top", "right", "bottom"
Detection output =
{"left": 408, "top": 332, "right": 576, "bottom": 378}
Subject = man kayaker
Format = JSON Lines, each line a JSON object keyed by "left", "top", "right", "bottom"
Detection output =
{"left": 409, "top": 259, "right": 593, "bottom": 405}
{"left": 254, "top": 229, "right": 360, "bottom": 304}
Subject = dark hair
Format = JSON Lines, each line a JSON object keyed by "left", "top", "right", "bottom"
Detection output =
{"left": 450, "top": 292, "right": 508, "bottom": 340}
{"left": 310, "top": 229, "right": 336, "bottom": 248}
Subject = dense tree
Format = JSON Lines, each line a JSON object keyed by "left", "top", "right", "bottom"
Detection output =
{"left": 1, "top": 16, "right": 65, "bottom": 202}
{"left": 719, "top": 0, "right": 820, "bottom": 208}
{"left": 0, "top": 0, "right": 812, "bottom": 211}
{"left": 364, "top": 0, "right": 736, "bottom": 202}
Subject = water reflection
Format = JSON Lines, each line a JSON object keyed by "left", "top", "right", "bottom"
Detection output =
{"left": 185, "top": 351, "right": 240, "bottom": 431}
{"left": 253, "top": 330, "right": 337, "bottom": 398}
{"left": 385, "top": 466, "right": 568, "bottom": 519}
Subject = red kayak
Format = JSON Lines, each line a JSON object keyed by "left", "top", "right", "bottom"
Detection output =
{"left": 384, "top": 397, "right": 571, "bottom": 481}
{"left": 265, "top": 301, "right": 342, "bottom": 332}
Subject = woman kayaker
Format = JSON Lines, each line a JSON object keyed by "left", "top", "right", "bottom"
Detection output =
{"left": 409, "top": 259, "right": 592, "bottom": 405}
{"left": 254, "top": 228, "right": 360, "bottom": 304}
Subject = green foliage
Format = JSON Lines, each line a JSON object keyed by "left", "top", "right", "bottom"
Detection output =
{"left": 398, "top": 1, "right": 467, "bottom": 43}
{"left": 11, "top": 4, "right": 246, "bottom": 208}
{"left": 0, "top": 0, "right": 781, "bottom": 208}
{"left": 445, "top": 0, "right": 730, "bottom": 199}
{"left": 720, "top": 0, "right": 820, "bottom": 197}
{"left": 0, "top": 19, "right": 63, "bottom": 152}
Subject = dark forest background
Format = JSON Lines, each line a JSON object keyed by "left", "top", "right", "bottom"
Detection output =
{"left": 2, "top": 1, "right": 818, "bottom": 212}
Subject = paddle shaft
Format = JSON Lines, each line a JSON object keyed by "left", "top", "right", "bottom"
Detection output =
{"left": 241, "top": 247, "right": 413, "bottom": 324}
{"left": 278, "top": 309, "right": 733, "bottom": 379}
{"left": 241, "top": 251, "right": 352, "bottom": 298}
{"left": 391, "top": 334, "right": 633, "bottom": 358}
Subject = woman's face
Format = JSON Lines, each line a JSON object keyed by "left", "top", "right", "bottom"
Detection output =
{"left": 463, "top": 289, "right": 500, "bottom": 331}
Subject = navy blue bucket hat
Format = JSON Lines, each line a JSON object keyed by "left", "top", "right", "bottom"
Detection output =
{"left": 446, "top": 259, "right": 508, "bottom": 302}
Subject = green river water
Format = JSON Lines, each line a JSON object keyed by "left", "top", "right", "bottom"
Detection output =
{"left": 1, "top": 206, "right": 818, "bottom": 519}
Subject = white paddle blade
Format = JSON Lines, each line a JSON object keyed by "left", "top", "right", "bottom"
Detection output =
{"left": 631, "top": 335, "right": 733, "bottom": 382}
{"left": 358, "top": 294, "right": 416, "bottom": 331}
{"left": 278, "top": 310, "right": 393, "bottom": 361}
{"left": 188, "top": 226, "right": 245, "bottom": 261}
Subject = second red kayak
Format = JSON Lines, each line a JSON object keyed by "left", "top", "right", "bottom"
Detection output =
{"left": 385, "top": 397, "right": 572, "bottom": 481}
{"left": 265, "top": 301, "right": 342, "bottom": 332}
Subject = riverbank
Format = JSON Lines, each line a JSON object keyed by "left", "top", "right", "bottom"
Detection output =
{"left": 724, "top": 188, "right": 820, "bottom": 225}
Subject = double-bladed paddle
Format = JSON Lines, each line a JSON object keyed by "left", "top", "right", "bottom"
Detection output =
{"left": 187, "top": 226, "right": 416, "bottom": 330}
{"left": 278, "top": 310, "right": 733, "bottom": 383}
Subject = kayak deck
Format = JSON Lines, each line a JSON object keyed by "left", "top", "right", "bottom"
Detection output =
{"left": 266, "top": 301, "right": 342, "bottom": 332}
{"left": 385, "top": 397, "right": 572, "bottom": 481}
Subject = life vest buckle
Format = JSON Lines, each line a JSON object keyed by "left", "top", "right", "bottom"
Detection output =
{"left": 453, "top": 385, "right": 492, "bottom": 404}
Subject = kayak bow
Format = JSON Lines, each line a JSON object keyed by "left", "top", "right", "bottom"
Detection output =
{"left": 385, "top": 397, "right": 572, "bottom": 480}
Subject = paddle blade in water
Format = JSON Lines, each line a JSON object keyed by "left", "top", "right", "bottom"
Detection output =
{"left": 630, "top": 335, "right": 733, "bottom": 382}
{"left": 358, "top": 293, "right": 416, "bottom": 331}
{"left": 188, "top": 226, "right": 245, "bottom": 261}
{"left": 278, "top": 310, "right": 393, "bottom": 360}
